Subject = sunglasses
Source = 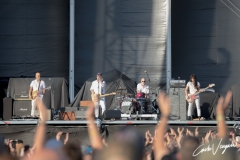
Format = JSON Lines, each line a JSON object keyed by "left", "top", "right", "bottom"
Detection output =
{"left": 142, "top": 81, "right": 145, "bottom": 82}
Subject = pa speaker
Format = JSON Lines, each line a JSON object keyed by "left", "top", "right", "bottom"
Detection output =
{"left": 103, "top": 110, "right": 121, "bottom": 120}
{"left": 169, "top": 88, "right": 186, "bottom": 120}
{"left": 3, "top": 97, "right": 13, "bottom": 120}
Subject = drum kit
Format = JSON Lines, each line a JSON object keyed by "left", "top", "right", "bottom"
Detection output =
{"left": 115, "top": 88, "right": 160, "bottom": 115}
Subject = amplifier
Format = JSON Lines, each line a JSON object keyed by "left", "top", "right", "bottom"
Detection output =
{"left": 169, "top": 80, "right": 186, "bottom": 88}
{"left": 168, "top": 88, "right": 186, "bottom": 120}
{"left": 14, "top": 94, "right": 30, "bottom": 100}
{"left": 75, "top": 107, "right": 88, "bottom": 119}
{"left": 13, "top": 100, "right": 31, "bottom": 116}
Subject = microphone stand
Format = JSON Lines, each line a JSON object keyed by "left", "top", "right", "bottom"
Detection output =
{"left": 114, "top": 73, "right": 123, "bottom": 111}
{"left": 145, "top": 71, "right": 150, "bottom": 83}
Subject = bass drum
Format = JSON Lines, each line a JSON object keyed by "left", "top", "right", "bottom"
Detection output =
{"left": 121, "top": 97, "right": 133, "bottom": 114}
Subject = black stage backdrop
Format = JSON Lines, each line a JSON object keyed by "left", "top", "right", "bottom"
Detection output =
{"left": 0, "top": 125, "right": 225, "bottom": 147}
{"left": 75, "top": 0, "right": 167, "bottom": 90}
{"left": 7, "top": 78, "right": 69, "bottom": 109}
{"left": 0, "top": 0, "right": 69, "bottom": 80}
{"left": 172, "top": 0, "right": 240, "bottom": 96}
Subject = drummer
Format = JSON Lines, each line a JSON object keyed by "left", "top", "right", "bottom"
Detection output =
{"left": 136, "top": 78, "right": 149, "bottom": 98}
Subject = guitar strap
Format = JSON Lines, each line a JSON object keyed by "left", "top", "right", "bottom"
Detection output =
{"left": 38, "top": 80, "right": 41, "bottom": 92}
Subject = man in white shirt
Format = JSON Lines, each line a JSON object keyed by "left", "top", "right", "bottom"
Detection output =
{"left": 29, "top": 72, "right": 46, "bottom": 117}
{"left": 136, "top": 78, "right": 150, "bottom": 113}
{"left": 90, "top": 73, "right": 106, "bottom": 118}
{"left": 137, "top": 78, "right": 149, "bottom": 97}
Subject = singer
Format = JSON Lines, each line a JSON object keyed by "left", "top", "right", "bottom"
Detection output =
{"left": 29, "top": 72, "right": 46, "bottom": 118}
{"left": 90, "top": 73, "right": 106, "bottom": 118}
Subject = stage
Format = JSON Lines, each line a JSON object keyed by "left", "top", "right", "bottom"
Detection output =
{"left": 0, "top": 119, "right": 238, "bottom": 126}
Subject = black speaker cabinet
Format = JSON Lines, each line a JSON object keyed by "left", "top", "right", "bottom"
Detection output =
{"left": 169, "top": 88, "right": 186, "bottom": 120}
{"left": 103, "top": 110, "right": 121, "bottom": 120}
{"left": 13, "top": 100, "right": 31, "bottom": 117}
{"left": 3, "top": 97, "right": 13, "bottom": 120}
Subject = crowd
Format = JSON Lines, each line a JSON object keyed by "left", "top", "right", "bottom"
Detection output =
{"left": 0, "top": 91, "right": 239, "bottom": 160}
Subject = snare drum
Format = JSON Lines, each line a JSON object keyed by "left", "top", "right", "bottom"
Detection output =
{"left": 135, "top": 93, "right": 145, "bottom": 99}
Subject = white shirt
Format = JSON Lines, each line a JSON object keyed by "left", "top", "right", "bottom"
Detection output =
{"left": 90, "top": 80, "right": 106, "bottom": 100}
{"left": 30, "top": 79, "right": 46, "bottom": 97}
{"left": 187, "top": 81, "right": 200, "bottom": 94}
{"left": 137, "top": 83, "right": 149, "bottom": 94}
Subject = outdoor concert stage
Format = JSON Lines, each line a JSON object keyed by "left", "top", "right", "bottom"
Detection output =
{"left": 0, "top": 119, "right": 238, "bottom": 126}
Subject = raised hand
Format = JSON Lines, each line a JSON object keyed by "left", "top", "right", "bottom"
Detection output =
{"left": 187, "top": 129, "right": 194, "bottom": 137}
{"left": 85, "top": 102, "right": 95, "bottom": 120}
{"left": 170, "top": 128, "right": 177, "bottom": 138}
{"left": 56, "top": 132, "right": 63, "bottom": 141}
{"left": 216, "top": 91, "right": 232, "bottom": 115}
{"left": 145, "top": 130, "right": 151, "bottom": 146}
{"left": 64, "top": 133, "right": 69, "bottom": 144}
{"left": 177, "top": 127, "right": 184, "bottom": 135}
{"left": 204, "top": 130, "right": 212, "bottom": 143}
{"left": 216, "top": 91, "right": 232, "bottom": 139}
{"left": 195, "top": 127, "right": 199, "bottom": 137}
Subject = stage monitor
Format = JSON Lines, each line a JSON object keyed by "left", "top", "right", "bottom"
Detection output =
{"left": 169, "top": 80, "right": 186, "bottom": 88}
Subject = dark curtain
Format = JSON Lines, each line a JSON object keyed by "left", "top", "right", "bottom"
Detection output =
{"left": 7, "top": 78, "right": 69, "bottom": 109}
{"left": 69, "top": 69, "right": 137, "bottom": 110}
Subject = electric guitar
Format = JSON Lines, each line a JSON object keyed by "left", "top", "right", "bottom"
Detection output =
{"left": 186, "top": 84, "right": 215, "bottom": 103}
{"left": 31, "top": 86, "right": 51, "bottom": 100}
{"left": 91, "top": 92, "right": 116, "bottom": 102}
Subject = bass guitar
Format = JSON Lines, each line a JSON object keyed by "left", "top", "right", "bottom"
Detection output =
{"left": 91, "top": 92, "right": 116, "bottom": 102}
{"left": 186, "top": 84, "right": 215, "bottom": 103}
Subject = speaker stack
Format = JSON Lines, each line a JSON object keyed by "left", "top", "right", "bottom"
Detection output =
{"left": 169, "top": 80, "right": 187, "bottom": 121}
{"left": 13, "top": 100, "right": 32, "bottom": 117}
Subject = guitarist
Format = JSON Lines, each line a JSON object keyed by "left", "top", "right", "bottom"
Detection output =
{"left": 185, "top": 74, "right": 204, "bottom": 120}
{"left": 90, "top": 73, "right": 106, "bottom": 119}
{"left": 29, "top": 72, "right": 46, "bottom": 117}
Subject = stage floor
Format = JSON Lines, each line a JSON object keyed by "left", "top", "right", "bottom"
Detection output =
{"left": 0, "top": 119, "right": 238, "bottom": 126}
